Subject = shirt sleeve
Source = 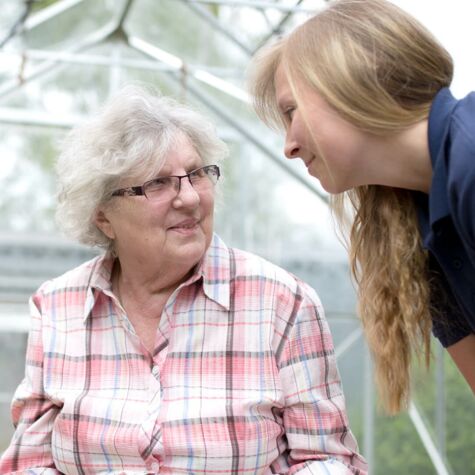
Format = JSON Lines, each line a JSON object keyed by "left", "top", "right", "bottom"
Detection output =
{"left": 276, "top": 281, "right": 367, "bottom": 475}
{"left": 0, "top": 290, "right": 62, "bottom": 475}
{"left": 429, "top": 256, "right": 473, "bottom": 347}
{"left": 448, "top": 111, "right": 475, "bottom": 268}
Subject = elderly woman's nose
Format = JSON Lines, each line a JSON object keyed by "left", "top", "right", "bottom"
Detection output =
{"left": 174, "top": 178, "right": 200, "bottom": 206}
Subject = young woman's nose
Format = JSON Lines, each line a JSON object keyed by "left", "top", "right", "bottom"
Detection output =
{"left": 284, "top": 132, "right": 301, "bottom": 159}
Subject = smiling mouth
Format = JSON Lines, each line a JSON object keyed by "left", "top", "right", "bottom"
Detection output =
{"left": 169, "top": 219, "right": 199, "bottom": 231}
{"left": 304, "top": 157, "right": 315, "bottom": 168}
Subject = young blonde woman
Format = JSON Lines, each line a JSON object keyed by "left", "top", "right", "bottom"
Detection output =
{"left": 249, "top": 0, "right": 475, "bottom": 414}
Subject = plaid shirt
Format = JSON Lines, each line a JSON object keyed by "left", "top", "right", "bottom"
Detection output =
{"left": 0, "top": 234, "right": 367, "bottom": 475}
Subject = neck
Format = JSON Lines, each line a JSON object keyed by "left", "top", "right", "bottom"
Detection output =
{"left": 113, "top": 253, "right": 194, "bottom": 304}
{"left": 373, "top": 120, "right": 433, "bottom": 193}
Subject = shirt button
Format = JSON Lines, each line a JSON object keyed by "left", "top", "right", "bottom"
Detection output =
{"left": 150, "top": 461, "right": 160, "bottom": 472}
{"left": 152, "top": 365, "right": 160, "bottom": 377}
{"left": 452, "top": 258, "right": 463, "bottom": 270}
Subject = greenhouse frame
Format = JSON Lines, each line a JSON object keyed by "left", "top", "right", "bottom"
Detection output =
{"left": 0, "top": 1, "right": 473, "bottom": 474}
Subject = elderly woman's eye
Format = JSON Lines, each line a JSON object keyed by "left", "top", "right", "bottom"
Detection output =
{"left": 190, "top": 168, "right": 206, "bottom": 180}
{"left": 148, "top": 177, "right": 171, "bottom": 191}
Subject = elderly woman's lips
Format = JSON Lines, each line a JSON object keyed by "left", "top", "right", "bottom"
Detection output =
{"left": 169, "top": 219, "right": 199, "bottom": 232}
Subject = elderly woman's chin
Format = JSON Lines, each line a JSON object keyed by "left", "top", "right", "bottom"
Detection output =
{"left": 165, "top": 220, "right": 214, "bottom": 265}
{"left": 116, "top": 220, "right": 214, "bottom": 274}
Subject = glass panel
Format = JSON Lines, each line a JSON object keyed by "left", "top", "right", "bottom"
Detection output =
{"left": 0, "top": 332, "right": 28, "bottom": 451}
{"left": 0, "top": 2, "right": 472, "bottom": 474}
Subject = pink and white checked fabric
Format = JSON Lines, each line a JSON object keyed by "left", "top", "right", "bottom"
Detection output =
{"left": 0, "top": 234, "right": 367, "bottom": 475}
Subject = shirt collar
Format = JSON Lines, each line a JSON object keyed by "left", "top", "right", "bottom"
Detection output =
{"left": 427, "top": 87, "right": 459, "bottom": 225}
{"left": 83, "top": 234, "right": 231, "bottom": 321}
{"left": 195, "top": 233, "right": 231, "bottom": 310}
{"left": 83, "top": 252, "right": 115, "bottom": 321}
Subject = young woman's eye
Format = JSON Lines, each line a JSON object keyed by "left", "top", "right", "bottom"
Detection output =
{"left": 284, "top": 107, "right": 295, "bottom": 120}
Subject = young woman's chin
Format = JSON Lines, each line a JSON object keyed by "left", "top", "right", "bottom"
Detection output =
{"left": 313, "top": 173, "right": 350, "bottom": 195}
{"left": 322, "top": 183, "right": 347, "bottom": 195}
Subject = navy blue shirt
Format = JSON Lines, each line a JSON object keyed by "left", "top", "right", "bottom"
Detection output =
{"left": 415, "top": 87, "right": 475, "bottom": 347}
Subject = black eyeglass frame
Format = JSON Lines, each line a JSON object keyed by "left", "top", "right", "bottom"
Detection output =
{"left": 111, "top": 164, "right": 220, "bottom": 199}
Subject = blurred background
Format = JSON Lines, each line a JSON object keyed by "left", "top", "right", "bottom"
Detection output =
{"left": 0, "top": 1, "right": 473, "bottom": 473}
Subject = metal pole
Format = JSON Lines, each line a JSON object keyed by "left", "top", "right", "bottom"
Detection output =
{"left": 252, "top": 0, "right": 306, "bottom": 54}
{"left": 408, "top": 401, "right": 452, "bottom": 475}
{"left": 363, "top": 345, "right": 375, "bottom": 471}
{"left": 435, "top": 344, "right": 447, "bottom": 459}
{"left": 0, "top": 0, "right": 135, "bottom": 100}
{"left": 182, "top": 1, "right": 254, "bottom": 56}
{"left": 128, "top": 36, "right": 251, "bottom": 103}
{"left": 24, "top": 0, "right": 87, "bottom": 31}
{"left": 0, "top": 107, "right": 82, "bottom": 128}
{"left": 0, "top": 22, "right": 117, "bottom": 99}
{"left": 177, "top": 0, "right": 321, "bottom": 13}
{"left": 116, "top": 0, "right": 135, "bottom": 29}
{"left": 0, "top": 49, "right": 241, "bottom": 76}
{"left": 334, "top": 327, "right": 362, "bottom": 359}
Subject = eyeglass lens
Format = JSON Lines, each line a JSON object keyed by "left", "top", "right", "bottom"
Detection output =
{"left": 144, "top": 165, "right": 219, "bottom": 201}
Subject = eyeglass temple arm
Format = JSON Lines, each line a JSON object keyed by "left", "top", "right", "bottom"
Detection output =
{"left": 111, "top": 185, "right": 145, "bottom": 197}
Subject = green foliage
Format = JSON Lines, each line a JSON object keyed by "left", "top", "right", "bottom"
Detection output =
{"left": 208, "top": 5, "right": 220, "bottom": 17}
{"left": 373, "top": 412, "right": 434, "bottom": 474}
{"left": 444, "top": 356, "right": 475, "bottom": 474}
{"left": 24, "top": 131, "right": 58, "bottom": 171}
{"left": 32, "top": 0, "right": 58, "bottom": 11}
{"left": 367, "top": 348, "right": 475, "bottom": 474}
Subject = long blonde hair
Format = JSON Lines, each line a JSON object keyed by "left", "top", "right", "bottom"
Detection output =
{"left": 249, "top": 0, "right": 453, "bottom": 414}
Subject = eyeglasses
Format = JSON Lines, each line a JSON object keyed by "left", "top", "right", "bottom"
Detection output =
{"left": 111, "top": 164, "right": 220, "bottom": 203}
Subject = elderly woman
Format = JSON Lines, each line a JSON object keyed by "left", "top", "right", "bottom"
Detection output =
{"left": 0, "top": 86, "right": 366, "bottom": 475}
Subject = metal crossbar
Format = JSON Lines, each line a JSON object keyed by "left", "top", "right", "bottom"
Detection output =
{"left": 408, "top": 401, "right": 452, "bottom": 475}
{"left": 177, "top": 0, "right": 322, "bottom": 13}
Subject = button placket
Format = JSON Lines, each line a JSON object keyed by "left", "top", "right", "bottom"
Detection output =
{"left": 452, "top": 258, "right": 463, "bottom": 270}
{"left": 152, "top": 364, "right": 160, "bottom": 379}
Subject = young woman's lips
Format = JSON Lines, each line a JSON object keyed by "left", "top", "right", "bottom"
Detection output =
{"left": 304, "top": 157, "right": 315, "bottom": 168}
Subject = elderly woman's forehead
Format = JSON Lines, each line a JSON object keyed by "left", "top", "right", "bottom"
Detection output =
{"left": 159, "top": 145, "right": 203, "bottom": 174}
{"left": 112, "top": 132, "right": 201, "bottom": 186}
{"left": 153, "top": 130, "right": 199, "bottom": 159}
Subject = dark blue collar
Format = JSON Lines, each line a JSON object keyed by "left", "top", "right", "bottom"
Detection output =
{"left": 427, "top": 87, "right": 459, "bottom": 226}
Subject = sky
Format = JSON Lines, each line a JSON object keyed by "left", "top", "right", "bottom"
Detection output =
{"left": 390, "top": 0, "right": 475, "bottom": 98}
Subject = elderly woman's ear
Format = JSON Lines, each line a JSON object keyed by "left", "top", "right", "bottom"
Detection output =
{"left": 94, "top": 208, "right": 116, "bottom": 240}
